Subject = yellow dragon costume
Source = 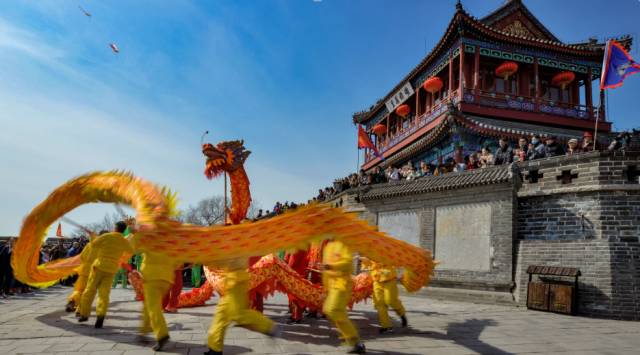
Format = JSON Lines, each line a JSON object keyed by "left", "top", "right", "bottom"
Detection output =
{"left": 11, "top": 139, "right": 435, "bottom": 353}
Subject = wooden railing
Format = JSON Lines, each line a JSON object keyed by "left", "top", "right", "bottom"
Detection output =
{"left": 463, "top": 89, "right": 600, "bottom": 121}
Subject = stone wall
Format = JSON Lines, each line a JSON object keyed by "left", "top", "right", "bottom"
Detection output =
{"left": 333, "top": 151, "right": 640, "bottom": 319}
{"left": 514, "top": 239, "right": 640, "bottom": 320}
{"left": 514, "top": 151, "right": 640, "bottom": 319}
{"left": 349, "top": 180, "right": 516, "bottom": 292}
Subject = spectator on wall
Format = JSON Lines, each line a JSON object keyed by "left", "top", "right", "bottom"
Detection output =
{"left": 494, "top": 137, "right": 513, "bottom": 165}
{"left": 478, "top": 147, "right": 494, "bottom": 168}
{"left": 517, "top": 137, "right": 529, "bottom": 161}
{"left": 528, "top": 135, "right": 546, "bottom": 160}
{"left": 566, "top": 138, "right": 582, "bottom": 156}
{"left": 544, "top": 136, "right": 565, "bottom": 157}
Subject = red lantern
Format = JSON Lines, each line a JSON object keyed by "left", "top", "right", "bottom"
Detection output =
{"left": 551, "top": 71, "right": 575, "bottom": 90}
{"left": 422, "top": 77, "right": 443, "bottom": 94}
{"left": 495, "top": 61, "right": 518, "bottom": 80}
{"left": 372, "top": 123, "right": 387, "bottom": 136}
{"left": 395, "top": 104, "right": 410, "bottom": 117}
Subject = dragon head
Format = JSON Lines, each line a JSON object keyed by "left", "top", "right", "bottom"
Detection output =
{"left": 202, "top": 140, "right": 251, "bottom": 180}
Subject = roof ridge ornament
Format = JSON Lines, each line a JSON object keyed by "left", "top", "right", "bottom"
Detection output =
{"left": 455, "top": 0, "right": 463, "bottom": 11}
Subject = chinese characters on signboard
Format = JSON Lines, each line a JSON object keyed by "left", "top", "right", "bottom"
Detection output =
{"left": 385, "top": 82, "right": 415, "bottom": 113}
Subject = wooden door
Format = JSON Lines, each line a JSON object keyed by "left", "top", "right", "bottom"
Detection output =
{"left": 527, "top": 282, "right": 549, "bottom": 311}
{"left": 549, "top": 284, "right": 574, "bottom": 314}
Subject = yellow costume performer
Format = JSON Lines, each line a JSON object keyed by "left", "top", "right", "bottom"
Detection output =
{"left": 322, "top": 240, "right": 366, "bottom": 354}
{"left": 139, "top": 251, "right": 180, "bottom": 351}
{"left": 65, "top": 241, "right": 93, "bottom": 313}
{"left": 205, "top": 258, "right": 277, "bottom": 355}
{"left": 361, "top": 258, "right": 407, "bottom": 333}
{"left": 78, "top": 222, "right": 133, "bottom": 328}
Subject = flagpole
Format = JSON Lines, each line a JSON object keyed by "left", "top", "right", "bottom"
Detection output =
{"left": 593, "top": 91, "right": 600, "bottom": 152}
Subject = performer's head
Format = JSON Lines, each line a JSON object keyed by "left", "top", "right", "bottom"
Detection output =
{"left": 115, "top": 221, "right": 127, "bottom": 234}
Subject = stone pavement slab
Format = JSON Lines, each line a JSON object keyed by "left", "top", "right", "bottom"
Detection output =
{"left": 0, "top": 286, "right": 639, "bottom": 354}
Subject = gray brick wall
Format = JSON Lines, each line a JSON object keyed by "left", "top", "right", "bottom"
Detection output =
{"left": 515, "top": 239, "right": 640, "bottom": 320}
{"left": 332, "top": 151, "right": 640, "bottom": 319}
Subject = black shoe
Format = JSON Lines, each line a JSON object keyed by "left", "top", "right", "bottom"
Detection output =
{"left": 94, "top": 316, "right": 104, "bottom": 328}
{"left": 77, "top": 316, "right": 88, "bottom": 322}
{"left": 153, "top": 335, "right": 169, "bottom": 351}
{"left": 401, "top": 315, "right": 408, "bottom": 328}
{"left": 379, "top": 327, "right": 393, "bottom": 334}
{"left": 286, "top": 317, "right": 301, "bottom": 325}
{"left": 65, "top": 301, "right": 75, "bottom": 312}
{"left": 203, "top": 350, "right": 222, "bottom": 355}
{"left": 348, "top": 342, "right": 366, "bottom": 354}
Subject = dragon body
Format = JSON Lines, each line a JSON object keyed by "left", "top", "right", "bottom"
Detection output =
{"left": 11, "top": 140, "right": 435, "bottom": 305}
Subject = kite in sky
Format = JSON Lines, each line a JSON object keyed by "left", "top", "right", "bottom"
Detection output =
{"left": 78, "top": 5, "right": 92, "bottom": 17}
{"left": 109, "top": 43, "right": 120, "bottom": 54}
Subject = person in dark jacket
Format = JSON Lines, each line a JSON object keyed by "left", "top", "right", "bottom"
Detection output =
{"left": 494, "top": 137, "right": 513, "bottom": 165}
{"left": 544, "top": 136, "right": 566, "bottom": 157}
{"left": 0, "top": 239, "right": 15, "bottom": 298}
{"left": 527, "top": 135, "right": 546, "bottom": 160}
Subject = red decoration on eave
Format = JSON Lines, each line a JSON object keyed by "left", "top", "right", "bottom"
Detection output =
{"left": 422, "top": 77, "right": 443, "bottom": 94}
{"left": 552, "top": 71, "right": 575, "bottom": 90}
{"left": 495, "top": 61, "right": 518, "bottom": 80}
{"left": 372, "top": 123, "right": 387, "bottom": 136}
{"left": 395, "top": 104, "right": 410, "bottom": 117}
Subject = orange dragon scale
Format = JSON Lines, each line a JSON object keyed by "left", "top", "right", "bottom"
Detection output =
{"left": 11, "top": 140, "right": 435, "bottom": 303}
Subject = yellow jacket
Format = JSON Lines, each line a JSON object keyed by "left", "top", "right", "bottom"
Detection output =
{"left": 322, "top": 241, "right": 353, "bottom": 291}
{"left": 362, "top": 260, "right": 396, "bottom": 283}
{"left": 140, "top": 251, "right": 180, "bottom": 283}
{"left": 75, "top": 243, "right": 94, "bottom": 276}
{"left": 88, "top": 232, "right": 134, "bottom": 274}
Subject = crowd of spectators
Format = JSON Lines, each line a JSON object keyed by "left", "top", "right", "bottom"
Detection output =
{"left": 0, "top": 236, "right": 93, "bottom": 298}
{"left": 314, "top": 132, "right": 604, "bottom": 201}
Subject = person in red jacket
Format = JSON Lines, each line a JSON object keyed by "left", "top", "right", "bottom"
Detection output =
{"left": 286, "top": 248, "right": 310, "bottom": 324}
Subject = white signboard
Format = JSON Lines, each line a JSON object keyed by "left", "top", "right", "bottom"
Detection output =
{"left": 378, "top": 210, "right": 420, "bottom": 246}
{"left": 385, "top": 82, "right": 415, "bottom": 113}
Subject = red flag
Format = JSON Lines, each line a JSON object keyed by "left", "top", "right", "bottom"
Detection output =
{"left": 357, "top": 124, "right": 383, "bottom": 159}
{"left": 56, "top": 222, "right": 63, "bottom": 237}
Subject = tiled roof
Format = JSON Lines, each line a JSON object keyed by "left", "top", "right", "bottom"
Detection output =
{"left": 358, "top": 165, "right": 514, "bottom": 201}
{"left": 352, "top": 3, "right": 617, "bottom": 124}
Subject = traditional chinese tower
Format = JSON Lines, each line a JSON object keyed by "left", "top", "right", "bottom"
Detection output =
{"left": 354, "top": 0, "right": 632, "bottom": 171}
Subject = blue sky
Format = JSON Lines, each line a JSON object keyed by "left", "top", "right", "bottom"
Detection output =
{"left": 1, "top": 0, "right": 639, "bottom": 236}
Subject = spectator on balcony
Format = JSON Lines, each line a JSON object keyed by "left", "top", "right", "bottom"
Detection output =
{"left": 454, "top": 158, "right": 466, "bottom": 173}
{"left": 527, "top": 135, "right": 546, "bottom": 160}
{"left": 566, "top": 138, "right": 582, "bottom": 156}
{"left": 517, "top": 137, "right": 529, "bottom": 160}
{"left": 582, "top": 131, "right": 594, "bottom": 151}
{"left": 419, "top": 161, "right": 431, "bottom": 177}
{"left": 466, "top": 153, "right": 479, "bottom": 170}
{"left": 494, "top": 137, "right": 513, "bottom": 165}
{"left": 372, "top": 166, "right": 387, "bottom": 184}
{"left": 386, "top": 166, "right": 401, "bottom": 182}
{"left": 544, "top": 136, "right": 565, "bottom": 157}
{"left": 444, "top": 157, "right": 456, "bottom": 174}
{"left": 478, "top": 147, "right": 494, "bottom": 168}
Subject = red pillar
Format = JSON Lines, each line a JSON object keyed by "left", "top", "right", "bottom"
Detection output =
{"left": 473, "top": 45, "right": 480, "bottom": 92}
{"left": 448, "top": 49, "right": 454, "bottom": 97}
{"left": 533, "top": 58, "right": 540, "bottom": 106}
{"left": 416, "top": 86, "right": 421, "bottom": 116}
{"left": 586, "top": 68, "right": 593, "bottom": 117}
{"left": 458, "top": 43, "right": 465, "bottom": 99}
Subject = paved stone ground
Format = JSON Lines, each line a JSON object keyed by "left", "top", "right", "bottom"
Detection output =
{"left": 0, "top": 286, "right": 639, "bottom": 355}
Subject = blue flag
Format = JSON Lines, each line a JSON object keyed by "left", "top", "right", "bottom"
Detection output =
{"left": 601, "top": 40, "right": 640, "bottom": 90}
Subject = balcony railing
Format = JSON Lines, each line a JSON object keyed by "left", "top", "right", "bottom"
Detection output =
{"left": 463, "top": 89, "right": 600, "bottom": 121}
{"left": 365, "top": 91, "right": 458, "bottom": 163}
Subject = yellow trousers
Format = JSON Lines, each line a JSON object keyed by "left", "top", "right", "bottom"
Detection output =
{"left": 207, "top": 280, "right": 274, "bottom": 352}
{"left": 141, "top": 280, "right": 172, "bottom": 341}
{"left": 373, "top": 280, "right": 405, "bottom": 328}
{"left": 67, "top": 274, "right": 89, "bottom": 305}
{"left": 323, "top": 288, "right": 359, "bottom": 346}
{"left": 79, "top": 268, "right": 115, "bottom": 317}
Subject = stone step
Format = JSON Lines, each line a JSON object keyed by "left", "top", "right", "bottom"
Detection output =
{"left": 402, "top": 286, "right": 518, "bottom": 306}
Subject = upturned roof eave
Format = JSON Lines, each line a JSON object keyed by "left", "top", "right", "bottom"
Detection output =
{"left": 352, "top": 7, "right": 609, "bottom": 125}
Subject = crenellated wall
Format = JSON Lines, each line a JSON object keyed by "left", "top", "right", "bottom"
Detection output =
{"left": 333, "top": 150, "right": 640, "bottom": 319}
